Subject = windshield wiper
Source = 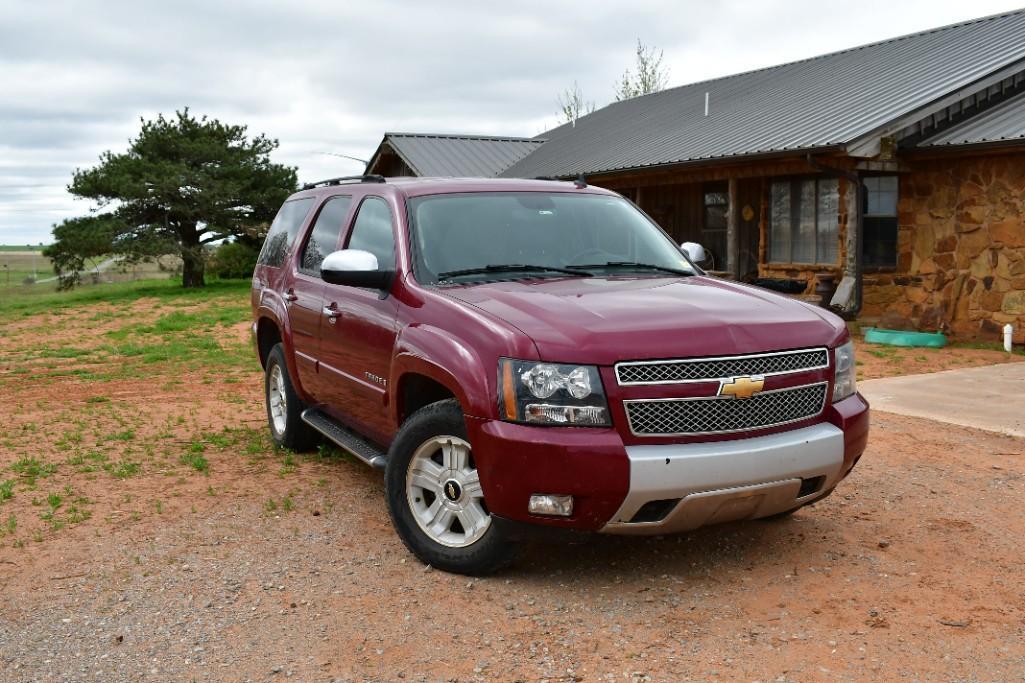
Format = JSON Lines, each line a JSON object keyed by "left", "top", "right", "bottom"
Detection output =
{"left": 437, "top": 264, "right": 592, "bottom": 280}
{"left": 566, "top": 261, "right": 693, "bottom": 276}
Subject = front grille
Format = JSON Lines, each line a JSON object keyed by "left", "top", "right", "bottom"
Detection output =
{"left": 616, "top": 348, "right": 829, "bottom": 385}
{"left": 624, "top": 382, "right": 828, "bottom": 436}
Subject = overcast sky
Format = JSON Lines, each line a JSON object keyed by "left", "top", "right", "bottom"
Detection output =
{"left": 2, "top": 0, "right": 1023, "bottom": 245}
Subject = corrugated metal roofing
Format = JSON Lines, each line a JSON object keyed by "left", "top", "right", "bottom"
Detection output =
{"left": 501, "top": 9, "right": 1025, "bottom": 179}
{"left": 918, "top": 91, "right": 1025, "bottom": 147}
{"left": 381, "top": 133, "right": 545, "bottom": 177}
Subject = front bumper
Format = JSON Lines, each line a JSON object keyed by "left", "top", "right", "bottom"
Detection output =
{"left": 466, "top": 393, "right": 868, "bottom": 533}
{"left": 601, "top": 422, "right": 843, "bottom": 534}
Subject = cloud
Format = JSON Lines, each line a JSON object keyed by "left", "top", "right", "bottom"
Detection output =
{"left": 0, "top": 0, "right": 1021, "bottom": 244}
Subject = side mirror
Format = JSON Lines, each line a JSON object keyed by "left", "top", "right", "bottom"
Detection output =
{"left": 320, "top": 249, "right": 394, "bottom": 289}
{"left": 680, "top": 241, "right": 707, "bottom": 263}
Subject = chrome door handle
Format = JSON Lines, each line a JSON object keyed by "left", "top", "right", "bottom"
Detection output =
{"left": 322, "top": 306, "right": 341, "bottom": 318}
{"left": 284, "top": 289, "right": 298, "bottom": 302}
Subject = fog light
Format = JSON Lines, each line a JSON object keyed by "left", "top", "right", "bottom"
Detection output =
{"left": 528, "top": 494, "right": 574, "bottom": 517}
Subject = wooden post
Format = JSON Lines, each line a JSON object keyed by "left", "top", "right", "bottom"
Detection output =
{"left": 727, "top": 177, "right": 739, "bottom": 278}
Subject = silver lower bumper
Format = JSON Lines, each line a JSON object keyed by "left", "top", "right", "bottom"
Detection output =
{"left": 601, "top": 423, "right": 845, "bottom": 535}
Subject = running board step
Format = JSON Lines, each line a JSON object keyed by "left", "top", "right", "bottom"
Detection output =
{"left": 300, "top": 409, "right": 388, "bottom": 470}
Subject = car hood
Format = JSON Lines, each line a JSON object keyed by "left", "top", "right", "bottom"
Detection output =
{"left": 441, "top": 276, "right": 847, "bottom": 365}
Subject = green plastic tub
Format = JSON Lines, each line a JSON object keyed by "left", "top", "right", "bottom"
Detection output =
{"left": 863, "top": 327, "right": 947, "bottom": 348}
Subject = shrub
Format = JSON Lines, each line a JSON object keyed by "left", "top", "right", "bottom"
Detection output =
{"left": 208, "top": 240, "right": 260, "bottom": 279}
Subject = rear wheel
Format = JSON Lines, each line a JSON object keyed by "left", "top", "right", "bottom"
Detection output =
{"left": 385, "top": 400, "right": 515, "bottom": 575}
{"left": 264, "top": 343, "right": 318, "bottom": 451}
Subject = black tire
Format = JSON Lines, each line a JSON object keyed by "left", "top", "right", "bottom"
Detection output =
{"left": 264, "top": 343, "right": 319, "bottom": 451}
{"left": 385, "top": 399, "right": 516, "bottom": 575}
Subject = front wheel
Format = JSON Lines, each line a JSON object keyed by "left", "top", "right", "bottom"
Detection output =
{"left": 385, "top": 400, "right": 515, "bottom": 575}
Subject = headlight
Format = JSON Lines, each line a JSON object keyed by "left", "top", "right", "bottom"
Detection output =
{"left": 498, "top": 359, "right": 611, "bottom": 426}
{"left": 832, "top": 340, "right": 857, "bottom": 402}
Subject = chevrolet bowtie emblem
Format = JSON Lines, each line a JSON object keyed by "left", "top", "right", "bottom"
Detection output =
{"left": 718, "top": 375, "right": 765, "bottom": 399}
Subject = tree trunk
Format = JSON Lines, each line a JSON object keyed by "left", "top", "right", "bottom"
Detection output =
{"left": 180, "top": 239, "right": 206, "bottom": 288}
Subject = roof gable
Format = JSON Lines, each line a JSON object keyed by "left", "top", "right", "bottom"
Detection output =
{"left": 370, "top": 133, "right": 544, "bottom": 177}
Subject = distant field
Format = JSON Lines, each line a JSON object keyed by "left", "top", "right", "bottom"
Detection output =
{"left": 0, "top": 251, "right": 52, "bottom": 287}
{"left": 0, "top": 245, "right": 49, "bottom": 252}
{"left": 0, "top": 250, "right": 178, "bottom": 293}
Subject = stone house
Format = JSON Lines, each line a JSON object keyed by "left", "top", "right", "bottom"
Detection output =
{"left": 365, "top": 10, "right": 1025, "bottom": 341}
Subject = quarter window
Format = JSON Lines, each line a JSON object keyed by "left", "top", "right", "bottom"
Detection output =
{"left": 863, "top": 176, "right": 898, "bottom": 269}
{"left": 769, "top": 178, "right": 839, "bottom": 265}
{"left": 347, "top": 197, "right": 396, "bottom": 268}
{"left": 299, "top": 196, "right": 352, "bottom": 276}
{"left": 258, "top": 198, "right": 315, "bottom": 267}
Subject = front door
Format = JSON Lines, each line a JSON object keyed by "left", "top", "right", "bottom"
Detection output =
{"left": 318, "top": 195, "right": 400, "bottom": 446}
{"left": 290, "top": 194, "right": 353, "bottom": 400}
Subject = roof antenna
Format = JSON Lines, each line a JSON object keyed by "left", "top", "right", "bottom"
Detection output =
{"left": 574, "top": 173, "right": 587, "bottom": 189}
{"left": 704, "top": 92, "right": 709, "bottom": 117}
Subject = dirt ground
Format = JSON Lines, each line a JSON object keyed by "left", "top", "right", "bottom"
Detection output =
{"left": 853, "top": 338, "right": 1024, "bottom": 380}
{"left": 1, "top": 289, "right": 1023, "bottom": 682}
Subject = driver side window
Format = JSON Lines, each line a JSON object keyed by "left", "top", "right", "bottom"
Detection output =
{"left": 299, "top": 196, "right": 352, "bottom": 276}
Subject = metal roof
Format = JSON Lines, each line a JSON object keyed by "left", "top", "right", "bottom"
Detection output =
{"left": 375, "top": 133, "right": 545, "bottom": 177}
{"left": 501, "top": 9, "right": 1025, "bottom": 179}
{"left": 918, "top": 91, "right": 1025, "bottom": 147}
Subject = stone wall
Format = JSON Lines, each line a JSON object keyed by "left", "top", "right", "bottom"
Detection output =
{"left": 861, "top": 152, "right": 1025, "bottom": 341}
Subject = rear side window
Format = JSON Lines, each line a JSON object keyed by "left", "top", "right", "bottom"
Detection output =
{"left": 258, "top": 197, "right": 315, "bottom": 267}
{"left": 299, "top": 196, "right": 352, "bottom": 276}
{"left": 347, "top": 197, "right": 396, "bottom": 268}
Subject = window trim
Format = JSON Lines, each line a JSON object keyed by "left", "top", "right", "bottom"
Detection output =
{"left": 767, "top": 176, "right": 840, "bottom": 267}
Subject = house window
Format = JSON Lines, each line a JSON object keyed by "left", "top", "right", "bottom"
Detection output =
{"left": 863, "top": 176, "right": 898, "bottom": 269}
{"left": 703, "top": 189, "right": 728, "bottom": 270}
{"left": 769, "top": 178, "right": 839, "bottom": 265}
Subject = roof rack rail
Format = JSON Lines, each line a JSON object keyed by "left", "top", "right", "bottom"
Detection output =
{"left": 301, "top": 175, "right": 386, "bottom": 190}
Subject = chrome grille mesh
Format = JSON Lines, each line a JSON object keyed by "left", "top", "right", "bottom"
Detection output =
{"left": 616, "top": 349, "right": 829, "bottom": 385}
{"left": 625, "top": 383, "right": 827, "bottom": 436}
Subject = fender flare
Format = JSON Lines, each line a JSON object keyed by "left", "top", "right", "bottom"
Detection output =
{"left": 255, "top": 292, "right": 313, "bottom": 403}
{"left": 391, "top": 325, "right": 494, "bottom": 423}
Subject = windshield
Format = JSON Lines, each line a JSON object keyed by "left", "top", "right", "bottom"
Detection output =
{"left": 408, "top": 192, "right": 696, "bottom": 284}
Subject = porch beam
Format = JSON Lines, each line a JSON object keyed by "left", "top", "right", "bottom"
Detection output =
{"left": 726, "top": 178, "right": 740, "bottom": 277}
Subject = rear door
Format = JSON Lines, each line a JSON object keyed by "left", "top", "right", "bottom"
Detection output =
{"left": 288, "top": 195, "right": 353, "bottom": 400}
{"left": 318, "top": 195, "right": 400, "bottom": 445}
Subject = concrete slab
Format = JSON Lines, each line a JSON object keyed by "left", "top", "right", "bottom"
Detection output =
{"left": 858, "top": 362, "right": 1025, "bottom": 437}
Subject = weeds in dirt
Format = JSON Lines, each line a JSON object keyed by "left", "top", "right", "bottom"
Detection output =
{"left": 104, "top": 460, "right": 141, "bottom": 479}
{"left": 279, "top": 451, "right": 296, "bottom": 476}
{"left": 10, "top": 456, "right": 57, "bottom": 485}
{"left": 180, "top": 452, "right": 209, "bottom": 473}
{"left": 0, "top": 479, "right": 14, "bottom": 502}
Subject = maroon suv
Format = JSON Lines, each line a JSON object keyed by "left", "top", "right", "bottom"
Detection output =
{"left": 251, "top": 175, "right": 869, "bottom": 574}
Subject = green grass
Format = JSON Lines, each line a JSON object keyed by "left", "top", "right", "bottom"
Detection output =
{"left": 10, "top": 457, "right": 57, "bottom": 485}
{"left": 103, "top": 461, "right": 141, "bottom": 479}
{"left": 180, "top": 452, "right": 209, "bottom": 473}
{"left": 0, "top": 480, "right": 14, "bottom": 502}
{"left": 0, "top": 514, "right": 16, "bottom": 538}
{"left": 0, "top": 278, "right": 250, "bottom": 322}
